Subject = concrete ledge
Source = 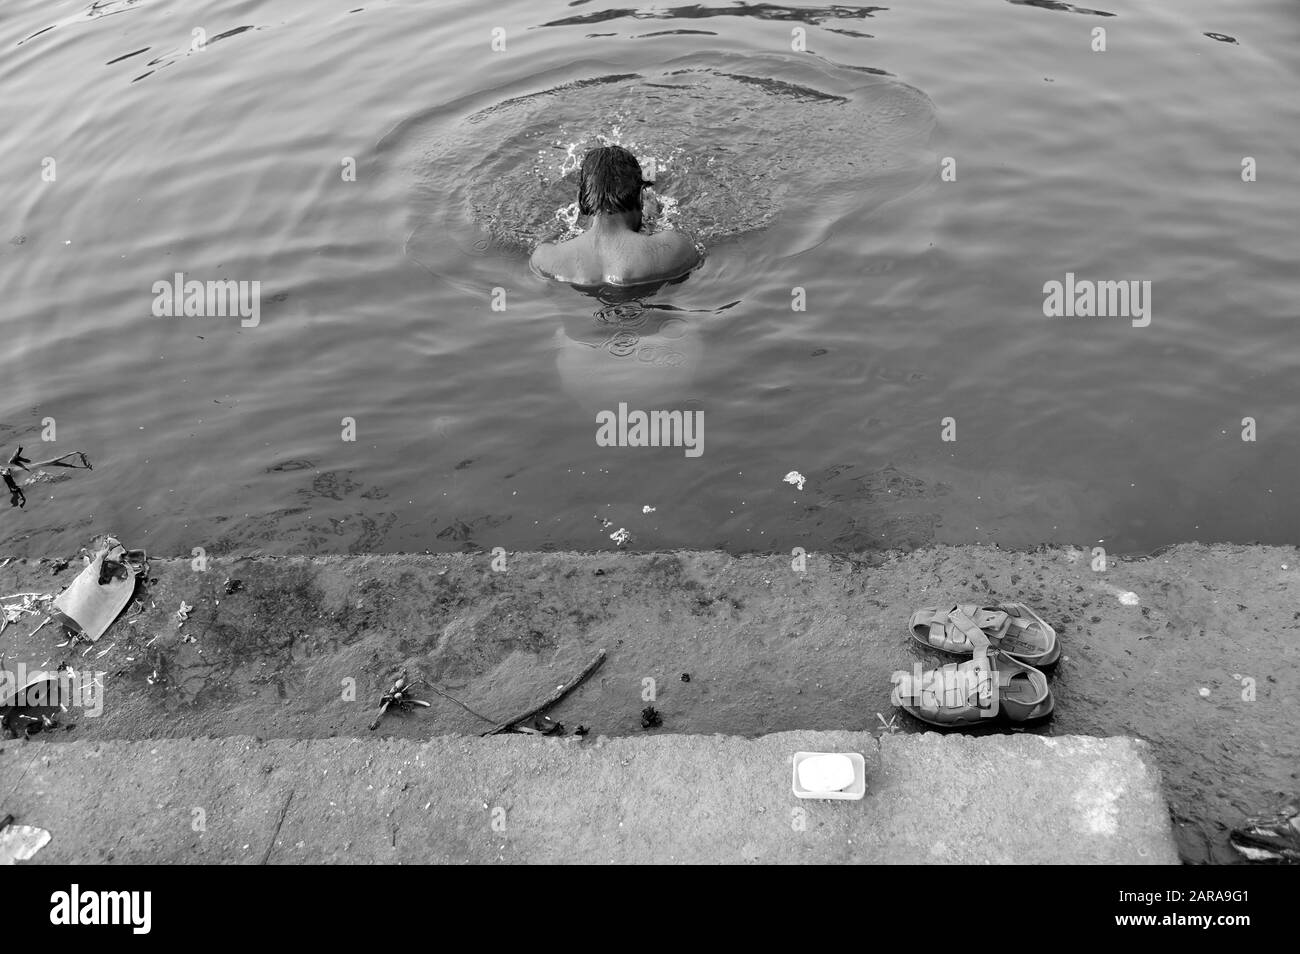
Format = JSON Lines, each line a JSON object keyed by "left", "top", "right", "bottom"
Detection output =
{"left": 2, "top": 731, "right": 1178, "bottom": 864}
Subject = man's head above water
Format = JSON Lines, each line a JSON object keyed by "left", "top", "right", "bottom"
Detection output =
{"left": 578, "top": 145, "right": 653, "bottom": 217}
{"left": 530, "top": 143, "right": 697, "bottom": 286}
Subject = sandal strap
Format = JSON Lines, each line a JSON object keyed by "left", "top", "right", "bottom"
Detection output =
{"left": 931, "top": 659, "right": 996, "bottom": 710}
{"left": 947, "top": 607, "right": 996, "bottom": 653}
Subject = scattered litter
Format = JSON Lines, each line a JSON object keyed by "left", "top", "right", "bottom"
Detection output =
{"left": 0, "top": 815, "right": 51, "bottom": 865}
{"left": 1, "top": 593, "right": 51, "bottom": 636}
{"left": 680, "top": 673, "right": 690, "bottom": 682}
{"left": 49, "top": 537, "right": 146, "bottom": 643}
{"left": 574, "top": 725, "right": 589, "bottom": 737}
{"left": 515, "top": 715, "right": 565, "bottom": 736}
{"left": 1, "top": 672, "right": 63, "bottom": 737}
{"left": 49, "top": 559, "right": 69, "bottom": 574}
{"left": 223, "top": 578, "right": 243, "bottom": 595}
{"left": 784, "top": 471, "right": 806, "bottom": 491}
{"left": 640, "top": 705, "right": 662, "bottom": 729}
{"left": 610, "top": 528, "right": 631, "bottom": 546}
{"left": 1230, "top": 795, "right": 1300, "bottom": 863}
{"left": 368, "top": 670, "right": 431, "bottom": 731}
{"left": 175, "top": 601, "right": 193, "bottom": 625}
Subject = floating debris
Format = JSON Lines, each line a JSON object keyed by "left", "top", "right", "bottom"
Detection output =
{"left": 610, "top": 528, "right": 631, "bottom": 546}
{"left": 642, "top": 505, "right": 656, "bottom": 514}
{"left": 784, "top": 471, "right": 806, "bottom": 491}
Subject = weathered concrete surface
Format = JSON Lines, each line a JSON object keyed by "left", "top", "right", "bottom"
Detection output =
{"left": 2, "top": 543, "right": 1296, "bottom": 863}
{"left": 0, "top": 731, "right": 1177, "bottom": 864}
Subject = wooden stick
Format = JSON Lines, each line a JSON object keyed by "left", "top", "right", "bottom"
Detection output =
{"left": 367, "top": 700, "right": 391, "bottom": 732}
{"left": 481, "top": 649, "right": 606, "bottom": 737}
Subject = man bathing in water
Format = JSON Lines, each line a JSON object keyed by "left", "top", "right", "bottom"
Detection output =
{"left": 530, "top": 145, "right": 700, "bottom": 287}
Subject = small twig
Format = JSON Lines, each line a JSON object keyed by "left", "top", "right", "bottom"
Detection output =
{"left": 426, "top": 684, "right": 496, "bottom": 723}
{"left": 412, "top": 673, "right": 497, "bottom": 725}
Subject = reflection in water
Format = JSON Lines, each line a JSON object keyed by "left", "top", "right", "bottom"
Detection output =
{"left": 1005, "top": 1, "right": 1116, "bottom": 17}
{"left": 555, "top": 282, "right": 710, "bottom": 417}
{"left": 540, "top": 4, "right": 888, "bottom": 29}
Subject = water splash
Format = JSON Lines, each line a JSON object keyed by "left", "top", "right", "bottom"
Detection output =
{"left": 383, "top": 52, "right": 936, "bottom": 276}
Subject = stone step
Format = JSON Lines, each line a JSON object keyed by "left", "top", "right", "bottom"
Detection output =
{"left": 1, "top": 730, "right": 1179, "bottom": 863}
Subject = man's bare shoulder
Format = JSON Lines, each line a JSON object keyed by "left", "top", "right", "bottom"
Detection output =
{"left": 638, "top": 229, "right": 700, "bottom": 281}
{"left": 530, "top": 241, "right": 595, "bottom": 284}
{"left": 528, "top": 241, "right": 562, "bottom": 278}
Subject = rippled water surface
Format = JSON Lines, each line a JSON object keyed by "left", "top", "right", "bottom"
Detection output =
{"left": 3, "top": 0, "right": 1298, "bottom": 557}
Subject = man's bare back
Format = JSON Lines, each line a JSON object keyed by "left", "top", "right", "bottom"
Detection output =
{"left": 529, "top": 145, "right": 700, "bottom": 287}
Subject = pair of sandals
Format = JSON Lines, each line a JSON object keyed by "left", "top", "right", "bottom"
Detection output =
{"left": 891, "top": 603, "right": 1059, "bottom": 728}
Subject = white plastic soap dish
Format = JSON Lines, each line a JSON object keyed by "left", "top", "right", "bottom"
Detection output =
{"left": 792, "top": 751, "right": 866, "bottom": 800}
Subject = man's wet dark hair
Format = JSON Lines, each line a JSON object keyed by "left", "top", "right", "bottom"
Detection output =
{"left": 577, "top": 145, "right": 652, "bottom": 216}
